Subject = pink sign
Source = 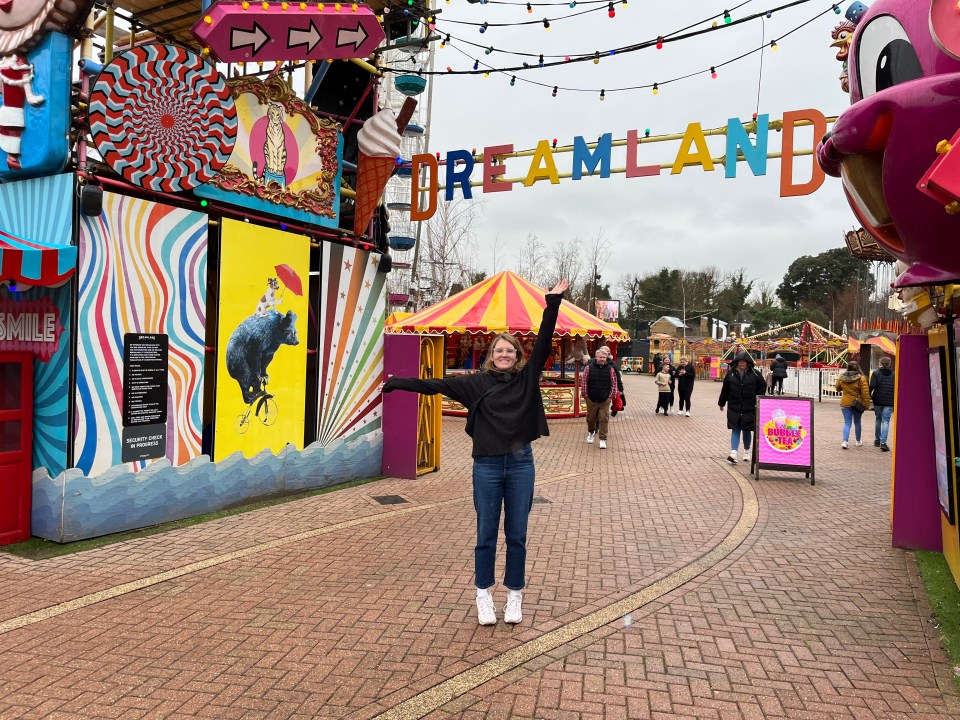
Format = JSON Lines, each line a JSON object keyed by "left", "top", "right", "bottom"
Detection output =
{"left": 192, "top": 1, "right": 386, "bottom": 64}
{"left": 756, "top": 397, "right": 812, "bottom": 468}
{"left": 0, "top": 295, "right": 63, "bottom": 362}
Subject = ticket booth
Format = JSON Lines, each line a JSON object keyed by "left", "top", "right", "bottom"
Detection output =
{"left": 0, "top": 353, "right": 33, "bottom": 545}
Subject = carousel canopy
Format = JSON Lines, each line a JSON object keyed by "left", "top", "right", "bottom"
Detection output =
{"left": 385, "top": 271, "right": 630, "bottom": 341}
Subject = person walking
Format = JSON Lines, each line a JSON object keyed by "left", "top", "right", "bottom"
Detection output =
{"left": 675, "top": 356, "right": 695, "bottom": 416}
{"left": 770, "top": 354, "right": 788, "bottom": 395}
{"left": 835, "top": 360, "right": 872, "bottom": 449}
{"left": 383, "top": 279, "right": 569, "bottom": 626}
{"left": 869, "top": 357, "right": 895, "bottom": 451}
{"left": 652, "top": 352, "right": 663, "bottom": 375}
{"left": 718, "top": 351, "right": 767, "bottom": 463}
{"left": 582, "top": 345, "right": 619, "bottom": 448}
{"left": 599, "top": 345, "right": 626, "bottom": 417}
{"left": 654, "top": 361, "right": 673, "bottom": 415}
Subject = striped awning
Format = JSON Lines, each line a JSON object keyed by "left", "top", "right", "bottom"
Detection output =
{"left": 386, "top": 271, "right": 630, "bottom": 341}
{"left": 0, "top": 229, "right": 77, "bottom": 287}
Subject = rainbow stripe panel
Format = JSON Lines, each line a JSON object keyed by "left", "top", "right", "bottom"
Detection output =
{"left": 76, "top": 192, "right": 207, "bottom": 476}
{"left": 315, "top": 243, "right": 386, "bottom": 446}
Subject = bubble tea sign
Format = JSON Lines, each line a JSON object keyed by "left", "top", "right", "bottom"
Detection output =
{"left": 754, "top": 396, "right": 815, "bottom": 484}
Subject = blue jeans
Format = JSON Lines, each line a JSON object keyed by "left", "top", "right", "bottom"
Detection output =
{"left": 874, "top": 405, "right": 893, "bottom": 444}
{"left": 472, "top": 444, "right": 535, "bottom": 590}
{"left": 841, "top": 406, "right": 862, "bottom": 442}
{"left": 731, "top": 428, "right": 753, "bottom": 452}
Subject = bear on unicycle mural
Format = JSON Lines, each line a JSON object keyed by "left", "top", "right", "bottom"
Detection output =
{"left": 214, "top": 219, "right": 309, "bottom": 460}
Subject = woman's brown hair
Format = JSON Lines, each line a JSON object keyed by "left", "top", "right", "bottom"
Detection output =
{"left": 481, "top": 333, "right": 527, "bottom": 372}
{"left": 846, "top": 361, "right": 860, "bottom": 372}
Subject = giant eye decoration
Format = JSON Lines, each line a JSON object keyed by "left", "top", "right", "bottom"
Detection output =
{"left": 855, "top": 14, "right": 923, "bottom": 99}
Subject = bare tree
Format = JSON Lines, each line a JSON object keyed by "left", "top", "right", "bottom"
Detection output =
{"left": 550, "top": 238, "right": 585, "bottom": 294}
{"left": 579, "top": 229, "right": 612, "bottom": 310}
{"left": 413, "top": 198, "right": 482, "bottom": 306}
{"left": 515, "top": 233, "right": 549, "bottom": 287}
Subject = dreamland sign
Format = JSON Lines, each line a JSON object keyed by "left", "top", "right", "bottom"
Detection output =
{"left": 409, "top": 109, "right": 831, "bottom": 220}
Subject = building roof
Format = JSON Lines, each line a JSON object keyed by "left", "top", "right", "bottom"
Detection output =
{"left": 655, "top": 316, "right": 687, "bottom": 328}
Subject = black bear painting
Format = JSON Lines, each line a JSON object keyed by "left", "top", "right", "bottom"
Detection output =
{"left": 225, "top": 310, "right": 299, "bottom": 404}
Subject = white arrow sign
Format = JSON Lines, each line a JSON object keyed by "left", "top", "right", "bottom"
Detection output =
{"left": 231, "top": 22, "right": 270, "bottom": 55}
{"left": 288, "top": 20, "right": 323, "bottom": 53}
{"left": 336, "top": 22, "right": 368, "bottom": 51}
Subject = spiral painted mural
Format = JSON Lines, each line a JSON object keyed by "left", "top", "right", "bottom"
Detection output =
{"left": 76, "top": 192, "right": 207, "bottom": 476}
{"left": 0, "top": 173, "right": 72, "bottom": 478}
{"left": 316, "top": 242, "right": 386, "bottom": 446}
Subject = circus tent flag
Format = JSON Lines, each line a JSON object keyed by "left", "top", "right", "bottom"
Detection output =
{"left": 385, "top": 270, "right": 629, "bottom": 341}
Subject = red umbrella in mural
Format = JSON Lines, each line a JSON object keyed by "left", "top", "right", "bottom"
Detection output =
{"left": 274, "top": 263, "right": 303, "bottom": 295}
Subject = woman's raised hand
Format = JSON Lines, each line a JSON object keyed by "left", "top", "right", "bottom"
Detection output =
{"left": 549, "top": 279, "right": 569, "bottom": 295}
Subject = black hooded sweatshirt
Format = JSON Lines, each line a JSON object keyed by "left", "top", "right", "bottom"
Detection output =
{"left": 869, "top": 366, "right": 895, "bottom": 407}
{"left": 382, "top": 293, "right": 561, "bottom": 457}
{"left": 718, "top": 351, "right": 767, "bottom": 430}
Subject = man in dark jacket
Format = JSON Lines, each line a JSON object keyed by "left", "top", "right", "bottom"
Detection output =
{"left": 718, "top": 351, "right": 767, "bottom": 463}
{"left": 770, "top": 354, "right": 788, "bottom": 395}
{"left": 674, "top": 356, "right": 695, "bottom": 416}
{"left": 869, "top": 356, "right": 895, "bottom": 451}
{"left": 582, "top": 347, "right": 619, "bottom": 449}
{"left": 599, "top": 345, "right": 626, "bottom": 417}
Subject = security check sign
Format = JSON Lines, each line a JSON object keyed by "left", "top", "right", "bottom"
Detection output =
{"left": 192, "top": 1, "right": 386, "bottom": 63}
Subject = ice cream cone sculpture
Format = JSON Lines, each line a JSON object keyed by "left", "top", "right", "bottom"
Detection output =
{"left": 353, "top": 98, "right": 418, "bottom": 238}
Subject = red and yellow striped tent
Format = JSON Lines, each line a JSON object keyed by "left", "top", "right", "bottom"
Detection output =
{"left": 385, "top": 271, "right": 630, "bottom": 341}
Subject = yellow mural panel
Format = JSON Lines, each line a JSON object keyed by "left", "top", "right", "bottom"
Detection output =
{"left": 214, "top": 219, "right": 308, "bottom": 460}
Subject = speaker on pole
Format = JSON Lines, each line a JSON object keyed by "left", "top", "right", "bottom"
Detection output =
{"left": 80, "top": 184, "right": 103, "bottom": 216}
{"left": 377, "top": 253, "right": 392, "bottom": 274}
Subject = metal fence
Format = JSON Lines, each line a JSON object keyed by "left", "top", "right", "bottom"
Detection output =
{"left": 781, "top": 368, "right": 842, "bottom": 401}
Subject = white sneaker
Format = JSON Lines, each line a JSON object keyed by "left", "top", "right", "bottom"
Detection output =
{"left": 841, "top": 441, "right": 848, "bottom": 449}
{"left": 504, "top": 591, "right": 522, "bottom": 624}
{"left": 742, "top": 453, "right": 750, "bottom": 462}
{"left": 599, "top": 439, "right": 607, "bottom": 449}
{"left": 727, "top": 451, "right": 738, "bottom": 464}
{"left": 476, "top": 594, "right": 497, "bottom": 625}
{"left": 587, "top": 432, "right": 595, "bottom": 444}
{"left": 855, "top": 440, "right": 862, "bottom": 447}
{"left": 685, "top": 411, "right": 690, "bottom": 417}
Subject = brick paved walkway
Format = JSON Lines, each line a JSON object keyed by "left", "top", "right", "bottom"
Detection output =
{"left": 1, "top": 375, "right": 958, "bottom": 719}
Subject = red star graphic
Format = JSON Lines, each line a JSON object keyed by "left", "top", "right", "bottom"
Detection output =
{"left": 340, "top": 291, "right": 346, "bottom": 299}
{"left": 364, "top": 280, "right": 371, "bottom": 288}
{"left": 344, "top": 260, "right": 353, "bottom": 271}
{"left": 357, "top": 306, "right": 363, "bottom": 313}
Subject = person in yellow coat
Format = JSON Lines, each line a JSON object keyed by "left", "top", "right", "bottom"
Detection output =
{"left": 835, "top": 361, "right": 872, "bottom": 449}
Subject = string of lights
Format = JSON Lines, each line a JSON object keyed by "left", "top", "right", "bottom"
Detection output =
{"left": 428, "top": 0, "right": 755, "bottom": 60}
{"left": 379, "top": 0, "right": 848, "bottom": 99}
{"left": 380, "top": 0, "right": 846, "bottom": 78}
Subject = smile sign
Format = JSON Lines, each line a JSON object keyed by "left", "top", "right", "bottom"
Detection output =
{"left": 192, "top": 0, "right": 385, "bottom": 63}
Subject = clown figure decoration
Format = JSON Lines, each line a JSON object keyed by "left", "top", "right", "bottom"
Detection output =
{"left": 0, "top": 52, "right": 43, "bottom": 170}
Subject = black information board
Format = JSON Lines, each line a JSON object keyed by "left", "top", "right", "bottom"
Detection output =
{"left": 123, "top": 333, "right": 169, "bottom": 427}
{"left": 121, "top": 424, "right": 167, "bottom": 463}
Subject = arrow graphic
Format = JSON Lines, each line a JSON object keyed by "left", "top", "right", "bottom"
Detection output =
{"left": 288, "top": 20, "right": 323, "bottom": 53}
{"left": 336, "top": 22, "right": 368, "bottom": 51}
{"left": 231, "top": 22, "right": 270, "bottom": 55}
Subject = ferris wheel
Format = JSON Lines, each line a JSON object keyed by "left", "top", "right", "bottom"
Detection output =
{"left": 380, "top": 24, "right": 433, "bottom": 310}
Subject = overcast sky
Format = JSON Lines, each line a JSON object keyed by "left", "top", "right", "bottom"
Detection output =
{"left": 414, "top": 0, "right": 857, "bottom": 293}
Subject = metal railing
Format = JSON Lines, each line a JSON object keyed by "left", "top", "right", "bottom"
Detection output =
{"left": 781, "top": 368, "right": 842, "bottom": 401}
